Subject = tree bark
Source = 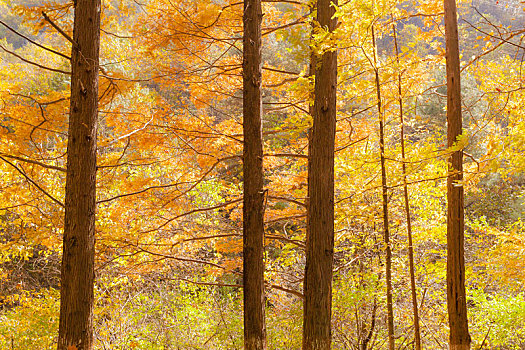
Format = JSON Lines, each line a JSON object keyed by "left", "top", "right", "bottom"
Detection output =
{"left": 371, "top": 26, "right": 395, "bottom": 350}
{"left": 57, "top": 0, "right": 101, "bottom": 349}
{"left": 242, "top": 0, "right": 267, "bottom": 347}
{"left": 392, "top": 19, "right": 422, "bottom": 350}
{"left": 302, "top": 0, "right": 337, "bottom": 348}
{"left": 444, "top": 0, "right": 471, "bottom": 348}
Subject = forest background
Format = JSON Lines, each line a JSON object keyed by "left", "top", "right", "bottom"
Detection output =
{"left": 1, "top": 0, "right": 525, "bottom": 348}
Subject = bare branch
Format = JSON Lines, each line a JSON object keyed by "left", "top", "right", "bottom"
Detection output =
{"left": 0, "top": 156, "right": 64, "bottom": 208}
{"left": 265, "top": 234, "right": 305, "bottom": 248}
{"left": 267, "top": 195, "right": 306, "bottom": 208}
{"left": 135, "top": 245, "right": 231, "bottom": 271}
{"left": 42, "top": 12, "right": 75, "bottom": 46}
{"left": 143, "top": 198, "right": 243, "bottom": 234}
{"left": 265, "top": 214, "right": 306, "bottom": 225}
{"left": 0, "top": 43, "right": 71, "bottom": 75}
{"left": 177, "top": 277, "right": 241, "bottom": 288}
{"left": 0, "top": 19, "right": 70, "bottom": 60}
{"left": 264, "top": 153, "right": 308, "bottom": 159}
{"left": 0, "top": 153, "right": 66, "bottom": 172}
{"left": 270, "top": 284, "right": 303, "bottom": 299}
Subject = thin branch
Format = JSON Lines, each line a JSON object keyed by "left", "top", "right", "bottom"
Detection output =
{"left": 0, "top": 156, "right": 64, "bottom": 208}
{"left": 335, "top": 136, "right": 369, "bottom": 153}
{"left": 143, "top": 198, "right": 243, "bottom": 234}
{"left": 262, "top": 0, "right": 305, "bottom": 4}
{"left": 97, "top": 181, "right": 192, "bottom": 204}
{"left": 265, "top": 234, "right": 305, "bottom": 248}
{"left": 42, "top": 12, "right": 75, "bottom": 46}
{"left": 270, "top": 284, "right": 303, "bottom": 298}
{"left": 0, "top": 153, "right": 66, "bottom": 172}
{"left": 477, "top": 324, "right": 492, "bottom": 350}
{"left": 97, "top": 156, "right": 239, "bottom": 204}
{"left": 264, "top": 214, "right": 306, "bottom": 225}
{"left": 0, "top": 19, "right": 70, "bottom": 60}
{"left": 0, "top": 199, "right": 38, "bottom": 211}
{"left": 267, "top": 195, "right": 306, "bottom": 208}
{"left": 177, "top": 277, "right": 241, "bottom": 288}
{"left": 177, "top": 233, "right": 241, "bottom": 244}
{"left": 262, "top": 16, "right": 307, "bottom": 37}
{"left": 262, "top": 66, "right": 300, "bottom": 76}
{"left": 174, "top": 278, "right": 305, "bottom": 300}
{"left": 264, "top": 153, "right": 308, "bottom": 159}
{"left": 0, "top": 43, "right": 71, "bottom": 75}
{"left": 134, "top": 245, "right": 231, "bottom": 271}
{"left": 104, "top": 115, "right": 154, "bottom": 146}
{"left": 335, "top": 174, "right": 450, "bottom": 205}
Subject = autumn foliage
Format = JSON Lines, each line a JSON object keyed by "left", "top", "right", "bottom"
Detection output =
{"left": 1, "top": 0, "right": 525, "bottom": 348}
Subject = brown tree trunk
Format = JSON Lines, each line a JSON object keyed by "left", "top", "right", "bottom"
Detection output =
{"left": 392, "top": 19, "right": 422, "bottom": 350}
{"left": 371, "top": 26, "right": 395, "bottom": 350}
{"left": 302, "top": 0, "right": 337, "bottom": 348}
{"left": 444, "top": 0, "right": 471, "bottom": 348}
{"left": 242, "top": 0, "right": 266, "bottom": 346}
{"left": 359, "top": 298, "right": 377, "bottom": 350}
{"left": 57, "top": 0, "right": 101, "bottom": 349}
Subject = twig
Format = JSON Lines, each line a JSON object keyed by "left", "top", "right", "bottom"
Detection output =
{"left": 478, "top": 324, "right": 492, "bottom": 350}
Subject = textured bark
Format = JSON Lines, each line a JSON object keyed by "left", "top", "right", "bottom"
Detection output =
{"left": 371, "top": 26, "right": 395, "bottom": 350}
{"left": 444, "top": 0, "right": 471, "bottom": 348}
{"left": 242, "top": 0, "right": 266, "bottom": 347}
{"left": 302, "top": 0, "right": 337, "bottom": 348}
{"left": 57, "top": 0, "right": 101, "bottom": 349}
{"left": 392, "top": 19, "right": 422, "bottom": 350}
{"left": 450, "top": 345, "right": 471, "bottom": 350}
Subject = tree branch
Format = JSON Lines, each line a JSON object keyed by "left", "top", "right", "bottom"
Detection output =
{"left": 143, "top": 198, "right": 243, "bottom": 234}
{"left": 0, "top": 156, "right": 64, "bottom": 208}
{"left": 0, "top": 43, "right": 70, "bottom": 75}
{"left": 42, "top": 12, "right": 75, "bottom": 46}
{"left": 0, "top": 19, "right": 70, "bottom": 60}
{"left": 0, "top": 153, "right": 66, "bottom": 172}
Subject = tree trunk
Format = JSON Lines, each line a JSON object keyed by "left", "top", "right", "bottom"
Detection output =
{"left": 449, "top": 345, "right": 471, "bottom": 350}
{"left": 359, "top": 298, "right": 377, "bottom": 350}
{"left": 392, "top": 19, "right": 422, "bottom": 350}
{"left": 242, "top": 0, "right": 266, "bottom": 346}
{"left": 57, "top": 0, "right": 101, "bottom": 349}
{"left": 302, "top": 0, "right": 337, "bottom": 348}
{"left": 444, "top": 0, "right": 471, "bottom": 348}
{"left": 371, "top": 25, "right": 395, "bottom": 350}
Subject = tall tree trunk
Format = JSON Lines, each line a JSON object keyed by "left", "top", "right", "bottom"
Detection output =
{"left": 57, "top": 0, "right": 101, "bottom": 349}
{"left": 371, "top": 26, "right": 395, "bottom": 350}
{"left": 359, "top": 298, "right": 377, "bottom": 350}
{"left": 302, "top": 0, "right": 337, "bottom": 348}
{"left": 242, "top": 0, "right": 266, "bottom": 346}
{"left": 444, "top": 0, "right": 471, "bottom": 348}
{"left": 392, "top": 19, "right": 422, "bottom": 350}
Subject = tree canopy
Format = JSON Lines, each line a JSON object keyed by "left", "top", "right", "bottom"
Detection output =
{"left": 1, "top": 0, "right": 525, "bottom": 348}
